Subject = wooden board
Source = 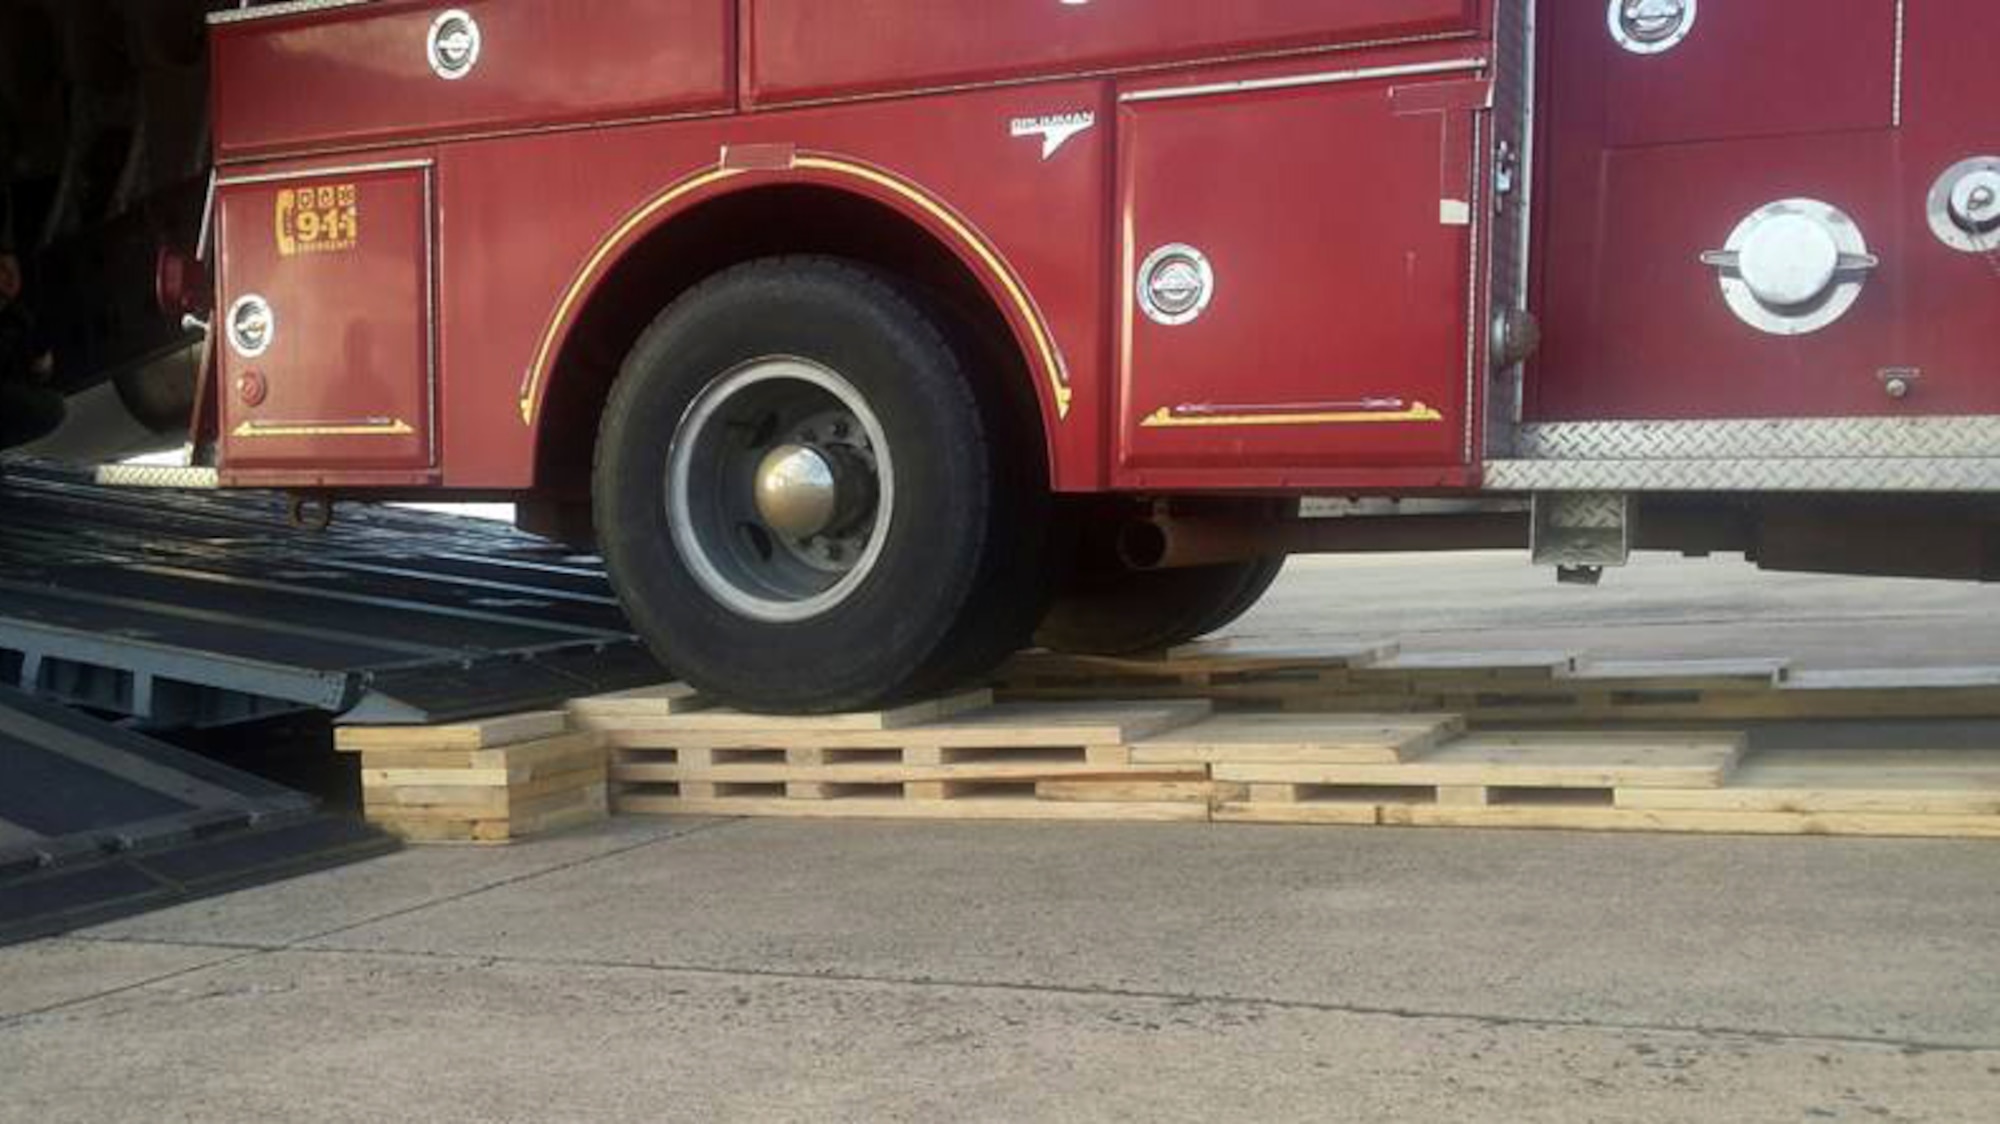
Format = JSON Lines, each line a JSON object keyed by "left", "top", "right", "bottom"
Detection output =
{"left": 616, "top": 793, "right": 1209, "bottom": 823}
{"left": 1159, "top": 637, "right": 1402, "bottom": 669}
{"left": 604, "top": 700, "right": 1212, "bottom": 751}
{"left": 612, "top": 689, "right": 994, "bottom": 733}
{"left": 568, "top": 683, "right": 708, "bottom": 722}
{"left": 1212, "top": 731, "right": 1745, "bottom": 791}
{"left": 335, "top": 710, "right": 570, "bottom": 753}
{"left": 1214, "top": 800, "right": 2000, "bottom": 838}
{"left": 1565, "top": 658, "right": 1790, "bottom": 688}
{"left": 1128, "top": 713, "right": 1463, "bottom": 766}
{"left": 1615, "top": 748, "right": 2000, "bottom": 815}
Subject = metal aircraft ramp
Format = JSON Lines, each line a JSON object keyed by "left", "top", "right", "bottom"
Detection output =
{"left": 0, "top": 461, "right": 661, "bottom": 727}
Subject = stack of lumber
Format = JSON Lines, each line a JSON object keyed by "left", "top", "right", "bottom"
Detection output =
{"left": 336, "top": 711, "right": 609, "bottom": 844}
{"left": 588, "top": 688, "right": 1223, "bottom": 822}
{"left": 337, "top": 670, "right": 2000, "bottom": 842}
{"left": 1000, "top": 640, "right": 2000, "bottom": 723}
{"left": 1165, "top": 720, "right": 2000, "bottom": 838}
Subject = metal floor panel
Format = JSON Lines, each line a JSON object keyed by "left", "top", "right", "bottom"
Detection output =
{"left": 0, "top": 685, "right": 398, "bottom": 946}
{"left": 0, "top": 462, "right": 661, "bottom": 726}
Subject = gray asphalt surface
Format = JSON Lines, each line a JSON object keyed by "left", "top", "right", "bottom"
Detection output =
{"left": 3, "top": 552, "right": 1998, "bottom": 1122}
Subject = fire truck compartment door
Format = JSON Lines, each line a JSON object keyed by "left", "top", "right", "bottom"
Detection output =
{"left": 1531, "top": 0, "right": 2000, "bottom": 423}
{"left": 216, "top": 166, "right": 435, "bottom": 474}
{"left": 1116, "top": 76, "right": 1477, "bottom": 475}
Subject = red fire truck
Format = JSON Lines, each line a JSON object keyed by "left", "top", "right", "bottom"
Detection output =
{"left": 4, "top": 1, "right": 1998, "bottom": 712}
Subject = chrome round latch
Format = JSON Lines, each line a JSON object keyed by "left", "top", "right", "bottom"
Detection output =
{"left": 1137, "top": 244, "right": 1215, "bottom": 326}
{"left": 1608, "top": 0, "right": 1697, "bottom": 55}
{"left": 427, "top": 9, "right": 481, "bottom": 80}
{"left": 1927, "top": 156, "right": 2000, "bottom": 252}
{"left": 1700, "top": 199, "right": 1879, "bottom": 336}
{"left": 226, "top": 294, "right": 275, "bottom": 359}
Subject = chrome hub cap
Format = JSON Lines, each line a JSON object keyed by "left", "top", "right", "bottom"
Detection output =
{"left": 753, "top": 444, "right": 838, "bottom": 539}
{"left": 668, "top": 358, "right": 893, "bottom": 623}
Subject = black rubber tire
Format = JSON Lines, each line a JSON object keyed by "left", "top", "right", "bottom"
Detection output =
{"left": 594, "top": 256, "right": 1043, "bottom": 714}
{"left": 1035, "top": 556, "right": 1287, "bottom": 657}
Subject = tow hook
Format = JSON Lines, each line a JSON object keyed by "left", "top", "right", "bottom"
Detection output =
{"left": 288, "top": 492, "right": 337, "bottom": 531}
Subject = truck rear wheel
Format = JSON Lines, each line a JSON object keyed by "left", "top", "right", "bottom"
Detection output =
{"left": 594, "top": 257, "right": 1043, "bottom": 714}
{"left": 1035, "top": 557, "right": 1286, "bottom": 657}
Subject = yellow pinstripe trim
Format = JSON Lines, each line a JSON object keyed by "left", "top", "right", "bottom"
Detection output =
{"left": 518, "top": 156, "right": 1071, "bottom": 427}
{"left": 1141, "top": 403, "right": 1444, "bottom": 428}
{"left": 792, "top": 156, "right": 1071, "bottom": 420}
{"left": 519, "top": 166, "right": 748, "bottom": 424}
{"left": 233, "top": 419, "right": 417, "bottom": 438}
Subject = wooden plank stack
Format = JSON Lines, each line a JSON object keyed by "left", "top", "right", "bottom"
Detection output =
{"left": 999, "top": 640, "right": 2000, "bottom": 723}
{"left": 334, "top": 663, "right": 2000, "bottom": 842}
{"left": 336, "top": 711, "right": 610, "bottom": 844}
{"left": 578, "top": 686, "right": 2000, "bottom": 839}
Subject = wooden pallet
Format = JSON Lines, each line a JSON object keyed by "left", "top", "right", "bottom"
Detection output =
{"left": 336, "top": 712, "right": 610, "bottom": 844}
{"left": 999, "top": 644, "right": 2000, "bottom": 723}
{"left": 610, "top": 699, "right": 1222, "bottom": 821}
{"left": 337, "top": 675, "right": 2000, "bottom": 841}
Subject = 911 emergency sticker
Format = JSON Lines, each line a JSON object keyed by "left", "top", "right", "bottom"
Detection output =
{"left": 276, "top": 183, "right": 360, "bottom": 256}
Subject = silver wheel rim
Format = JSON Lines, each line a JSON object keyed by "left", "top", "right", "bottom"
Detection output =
{"left": 668, "top": 357, "right": 894, "bottom": 623}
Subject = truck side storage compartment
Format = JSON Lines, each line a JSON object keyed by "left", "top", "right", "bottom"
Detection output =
{"left": 745, "top": 0, "right": 1481, "bottom": 106}
{"left": 210, "top": 0, "right": 735, "bottom": 160}
{"left": 1530, "top": 0, "right": 2000, "bottom": 422}
{"left": 215, "top": 163, "right": 436, "bottom": 476}
{"left": 1114, "top": 59, "right": 1489, "bottom": 480}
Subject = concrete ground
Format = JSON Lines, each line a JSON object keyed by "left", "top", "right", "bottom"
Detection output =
{"left": 4, "top": 553, "right": 2000, "bottom": 1122}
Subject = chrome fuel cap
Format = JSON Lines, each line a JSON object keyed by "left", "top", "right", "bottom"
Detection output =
{"left": 1700, "top": 199, "right": 1879, "bottom": 336}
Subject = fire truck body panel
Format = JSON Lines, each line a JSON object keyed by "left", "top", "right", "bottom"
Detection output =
{"left": 741, "top": 0, "right": 1484, "bottom": 108}
{"left": 1530, "top": 0, "right": 2000, "bottom": 427}
{"left": 210, "top": 0, "right": 738, "bottom": 163}
{"left": 205, "top": 2, "right": 1503, "bottom": 495}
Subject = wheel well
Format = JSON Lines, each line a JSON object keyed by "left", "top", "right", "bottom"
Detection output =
{"left": 531, "top": 184, "right": 1047, "bottom": 506}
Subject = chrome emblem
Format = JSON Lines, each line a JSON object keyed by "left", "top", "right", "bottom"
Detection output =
{"left": 1137, "top": 244, "right": 1214, "bottom": 327}
{"left": 1608, "top": 0, "right": 1696, "bottom": 55}
{"left": 427, "top": 9, "right": 481, "bottom": 80}
{"left": 227, "top": 294, "right": 275, "bottom": 359}
{"left": 1010, "top": 112, "right": 1096, "bottom": 160}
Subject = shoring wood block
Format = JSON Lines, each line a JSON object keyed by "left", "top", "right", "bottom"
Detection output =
{"left": 1212, "top": 800, "right": 2000, "bottom": 837}
{"left": 1381, "top": 803, "right": 2000, "bottom": 839}
{"left": 1162, "top": 637, "right": 1401, "bottom": 668}
{"left": 619, "top": 758, "right": 1205, "bottom": 786}
{"left": 359, "top": 732, "right": 605, "bottom": 783}
{"left": 1210, "top": 731, "right": 1745, "bottom": 791}
{"left": 568, "top": 683, "right": 709, "bottom": 722}
{"left": 363, "top": 765, "right": 608, "bottom": 814}
{"left": 1348, "top": 650, "right": 1581, "bottom": 684}
{"left": 1564, "top": 658, "right": 1792, "bottom": 689}
{"left": 370, "top": 783, "right": 608, "bottom": 833}
{"left": 1128, "top": 713, "right": 1464, "bottom": 766}
{"left": 602, "top": 700, "right": 1212, "bottom": 751}
{"left": 614, "top": 793, "right": 1209, "bottom": 823}
{"left": 336, "top": 710, "right": 571, "bottom": 753}
{"left": 1034, "top": 779, "right": 1220, "bottom": 804}
{"left": 1615, "top": 748, "right": 2000, "bottom": 816}
{"left": 602, "top": 689, "right": 995, "bottom": 734}
{"left": 374, "top": 797, "right": 610, "bottom": 845}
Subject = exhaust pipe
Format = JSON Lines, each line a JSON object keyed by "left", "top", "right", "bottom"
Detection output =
{"left": 1118, "top": 512, "right": 1532, "bottom": 570}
